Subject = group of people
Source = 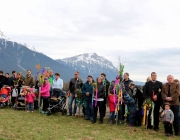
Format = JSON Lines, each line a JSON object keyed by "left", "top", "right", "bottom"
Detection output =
{"left": 0, "top": 69, "right": 180, "bottom": 137}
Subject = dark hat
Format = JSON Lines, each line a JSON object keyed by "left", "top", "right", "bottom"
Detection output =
{"left": 44, "top": 77, "right": 48, "bottom": 80}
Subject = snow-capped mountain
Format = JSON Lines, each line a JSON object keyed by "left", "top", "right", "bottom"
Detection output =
{"left": 56, "top": 53, "right": 118, "bottom": 81}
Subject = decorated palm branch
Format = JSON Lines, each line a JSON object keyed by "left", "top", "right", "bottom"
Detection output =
{"left": 92, "top": 82, "right": 98, "bottom": 107}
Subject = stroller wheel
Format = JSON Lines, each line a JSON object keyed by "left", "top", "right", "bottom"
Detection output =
{"left": 47, "top": 111, "right": 52, "bottom": 116}
{"left": 62, "top": 109, "right": 67, "bottom": 115}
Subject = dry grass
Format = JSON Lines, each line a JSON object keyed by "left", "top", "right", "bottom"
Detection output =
{"left": 0, "top": 108, "right": 179, "bottom": 140}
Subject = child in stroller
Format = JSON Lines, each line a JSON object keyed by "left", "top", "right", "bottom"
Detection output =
{"left": 0, "top": 85, "right": 11, "bottom": 108}
{"left": 47, "top": 89, "right": 67, "bottom": 116}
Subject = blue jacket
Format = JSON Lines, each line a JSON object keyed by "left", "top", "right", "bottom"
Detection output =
{"left": 82, "top": 81, "right": 93, "bottom": 100}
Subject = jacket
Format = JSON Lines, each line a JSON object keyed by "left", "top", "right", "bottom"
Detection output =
{"left": 2, "top": 78, "right": 11, "bottom": 87}
{"left": 82, "top": 81, "right": 93, "bottom": 100}
{"left": 24, "top": 75, "right": 34, "bottom": 87}
{"left": 52, "top": 78, "right": 63, "bottom": 89}
{"left": 94, "top": 83, "right": 105, "bottom": 99}
{"left": 0, "top": 87, "right": 11, "bottom": 96}
{"left": 123, "top": 79, "right": 133, "bottom": 92}
{"left": 108, "top": 94, "right": 117, "bottom": 112}
{"left": 144, "top": 81, "right": 162, "bottom": 104}
{"left": 123, "top": 93, "right": 136, "bottom": 114}
{"left": 69, "top": 78, "right": 83, "bottom": 93}
{"left": 26, "top": 93, "right": 35, "bottom": 103}
{"left": 0, "top": 75, "right": 5, "bottom": 88}
{"left": 161, "top": 109, "right": 174, "bottom": 122}
{"left": 103, "top": 78, "right": 110, "bottom": 97}
{"left": 161, "top": 82, "right": 179, "bottom": 106}
{"left": 40, "top": 82, "right": 50, "bottom": 97}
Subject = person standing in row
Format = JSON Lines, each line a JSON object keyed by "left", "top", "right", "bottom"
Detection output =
{"left": 101, "top": 73, "right": 110, "bottom": 118}
{"left": 52, "top": 73, "right": 63, "bottom": 97}
{"left": 144, "top": 72, "right": 162, "bottom": 131}
{"left": 68, "top": 71, "right": 83, "bottom": 116}
{"left": 24, "top": 70, "right": 34, "bottom": 88}
{"left": 161, "top": 75, "right": 179, "bottom": 136}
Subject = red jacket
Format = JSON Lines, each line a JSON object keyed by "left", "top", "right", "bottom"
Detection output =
{"left": 108, "top": 95, "right": 117, "bottom": 112}
{"left": 26, "top": 93, "right": 35, "bottom": 103}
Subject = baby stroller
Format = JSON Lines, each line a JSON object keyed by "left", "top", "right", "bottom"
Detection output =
{"left": 14, "top": 86, "right": 29, "bottom": 110}
{"left": 47, "top": 89, "right": 67, "bottom": 116}
{"left": 0, "top": 86, "right": 11, "bottom": 108}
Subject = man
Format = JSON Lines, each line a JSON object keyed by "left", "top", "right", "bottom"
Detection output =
{"left": 10, "top": 71, "right": 17, "bottom": 87}
{"left": 24, "top": 70, "right": 34, "bottom": 88}
{"left": 144, "top": 72, "right": 162, "bottom": 131}
{"left": 82, "top": 75, "right": 93, "bottom": 120}
{"left": 52, "top": 73, "right": 63, "bottom": 98}
{"left": 2, "top": 73, "right": 11, "bottom": 86}
{"left": 101, "top": 73, "right": 110, "bottom": 118}
{"left": 122, "top": 72, "right": 133, "bottom": 121}
{"left": 68, "top": 71, "right": 83, "bottom": 116}
{"left": 161, "top": 75, "right": 179, "bottom": 136}
{"left": 0, "top": 71, "right": 5, "bottom": 89}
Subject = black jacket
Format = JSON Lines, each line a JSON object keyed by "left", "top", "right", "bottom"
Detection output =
{"left": 0, "top": 75, "right": 5, "bottom": 88}
{"left": 2, "top": 77, "right": 11, "bottom": 87}
{"left": 69, "top": 78, "right": 83, "bottom": 93}
{"left": 123, "top": 79, "right": 133, "bottom": 92}
{"left": 94, "top": 83, "right": 105, "bottom": 99}
{"left": 144, "top": 81, "right": 162, "bottom": 104}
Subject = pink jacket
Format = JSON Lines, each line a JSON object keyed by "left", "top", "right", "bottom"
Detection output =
{"left": 26, "top": 93, "right": 35, "bottom": 103}
{"left": 40, "top": 82, "right": 50, "bottom": 97}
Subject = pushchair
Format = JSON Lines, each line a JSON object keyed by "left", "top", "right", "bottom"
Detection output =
{"left": 47, "top": 89, "right": 67, "bottom": 116}
{"left": 0, "top": 86, "right": 11, "bottom": 108}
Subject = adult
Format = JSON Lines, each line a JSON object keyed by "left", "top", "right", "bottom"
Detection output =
{"left": 161, "top": 75, "right": 179, "bottom": 136}
{"left": 92, "top": 77, "right": 105, "bottom": 124}
{"left": 82, "top": 75, "right": 93, "bottom": 120}
{"left": 0, "top": 71, "right": 5, "bottom": 89}
{"left": 24, "top": 70, "right": 34, "bottom": 88}
{"left": 129, "top": 82, "right": 145, "bottom": 126}
{"left": 52, "top": 73, "right": 63, "bottom": 98}
{"left": 68, "top": 71, "right": 83, "bottom": 116}
{"left": 144, "top": 72, "right": 162, "bottom": 131}
{"left": 2, "top": 73, "right": 11, "bottom": 86}
{"left": 40, "top": 77, "right": 50, "bottom": 114}
{"left": 122, "top": 72, "right": 133, "bottom": 121}
{"left": 10, "top": 71, "right": 17, "bottom": 87}
{"left": 101, "top": 73, "right": 110, "bottom": 118}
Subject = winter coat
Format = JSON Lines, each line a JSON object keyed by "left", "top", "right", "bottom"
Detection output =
{"left": 24, "top": 75, "right": 34, "bottom": 87}
{"left": 82, "top": 81, "right": 93, "bottom": 100}
{"left": 69, "top": 78, "right": 83, "bottom": 93}
{"left": 108, "top": 94, "right": 117, "bottom": 112}
{"left": 103, "top": 78, "right": 110, "bottom": 97}
{"left": 161, "top": 82, "right": 179, "bottom": 106}
{"left": 26, "top": 93, "right": 35, "bottom": 103}
{"left": 161, "top": 109, "right": 174, "bottom": 122}
{"left": 123, "top": 79, "right": 133, "bottom": 92}
{"left": 0, "top": 75, "right": 5, "bottom": 89}
{"left": 94, "top": 83, "right": 105, "bottom": 99}
{"left": 2, "top": 77, "right": 11, "bottom": 86}
{"left": 40, "top": 82, "right": 50, "bottom": 98}
{"left": 123, "top": 93, "right": 136, "bottom": 114}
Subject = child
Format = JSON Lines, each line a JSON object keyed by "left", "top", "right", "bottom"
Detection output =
{"left": 108, "top": 89, "right": 118, "bottom": 124}
{"left": 123, "top": 92, "right": 136, "bottom": 126}
{"left": 161, "top": 102, "right": 174, "bottom": 137}
{"left": 75, "top": 89, "right": 84, "bottom": 117}
{"left": 0, "top": 86, "right": 11, "bottom": 99}
{"left": 26, "top": 88, "right": 35, "bottom": 112}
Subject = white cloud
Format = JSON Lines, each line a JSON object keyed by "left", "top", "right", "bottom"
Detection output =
{"left": 0, "top": 0, "right": 180, "bottom": 81}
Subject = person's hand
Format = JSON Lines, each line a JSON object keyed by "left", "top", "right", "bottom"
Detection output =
{"left": 75, "top": 94, "right": 77, "bottom": 98}
{"left": 166, "top": 97, "right": 172, "bottom": 101}
{"left": 86, "top": 92, "right": 89, "bottom": 96}
{"left": 170, "top": 121, "right": 173, "bottom": 124}
{"left": 161, "top": 111, "right": 165, "bottom": 116}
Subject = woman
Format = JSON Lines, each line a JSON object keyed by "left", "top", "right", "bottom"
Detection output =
{"left": 92, "top": 77, "right": 105, "bottom": 124}
{"left": 52, "top": 73, "right": 63, "bottom": 98}
{"left": 40, "top": 77, "right": 50, "bottom": 114}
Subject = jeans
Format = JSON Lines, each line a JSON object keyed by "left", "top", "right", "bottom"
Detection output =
{"left": 27, "top": 103, "right": 33, "bottom": 111}
{"left": 171, "top": 105, "right": 179, "bottom": 135}
{"left": 109, "top": 112, "right": 115, "bottom": 119}
{"left": 178, "top": 105, "right": 180, "bottom": 126}
{"left": 129, "top": 113, "right": 136, "bottom": 126}
{"left": 84, "top": 100, "right": 92, "bottom": 119}
{"left": 68, "top": 93, "right": 77, "bottom": 115}
{"left": 164, "top": 121, "right": 173, "bottom": 134}
{"left": 93, "top": 100, "right": 104, "bottom": 122}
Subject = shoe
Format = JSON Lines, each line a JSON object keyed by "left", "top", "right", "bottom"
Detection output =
{"left": 99, "top": 120, "right": 103, "bottom": 124}
{"left": 45, "top": 111, "right": 48, "bottom": 114}
{"left": 91, "top": 119, "right": 96, "bottom": 124}
{"left": 85, "top": 117, "right": 90, "bottom": 120}
{"left": 41, "top": 111, "right": 45, "bottom": 114}
{"left": 147, "top": 126, "right": 152, "bottom": 129}
{"left": 31, "top": 111, "right": 33, "bottom": 113}
{"left": 154, "top": 128, "right": 159, "bottom": 131}
{"left": 27, "top": 111, "right": 29, "bottom": 113}
{"left": 68, "top": 114, "right": 72, "bottom": 116}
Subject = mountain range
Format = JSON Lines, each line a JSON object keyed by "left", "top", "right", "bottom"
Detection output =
{"left": 0, "top": 37, "right": 144, "bottom": 85}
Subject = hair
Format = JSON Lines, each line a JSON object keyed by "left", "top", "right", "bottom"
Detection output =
{"left": 17, "top": 72, "right": 21, "bottom": 76}
{"left": 124, "top": 72, "right": 129, "bottom": 76}
{"left": 0, "top": 71, "right": 3, "bottom": 74}
{"left": 5, "top": 73, "right": 9, "bottom": 75}
{"left": 75, "top": 71, "right": 80, "bottom": 74}
{"left": 27, "top": 70, "right": 31, "bottom": 72}
{"left": 101, "top": 73, "right": 106, "bottom": 77}
{"left": 87, "top": 75, "right": 92, "bottom": 79}
{"left": 151, "top": 72, "right": 156, "bottom": 76}
{"left": 164, "top": 102, "right": 170, "bottom": 107}
{"left": 12, "top": 71, "right": 16, "bottom": 74}
{"left": 55, "top": 73, "right": 60, "bottom": 77}
{"left": 97, "top": 76, "right": 103, "bottom": 82}
{"left": 146, "top": 77, "right": 151, "bottom": 82}
{"left": 129, "top": 82, "right": 135, "bottom": 87}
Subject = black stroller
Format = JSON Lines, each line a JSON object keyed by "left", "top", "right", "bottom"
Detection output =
{"left": 47, "top": 89, "right": 67, "bottom": 116}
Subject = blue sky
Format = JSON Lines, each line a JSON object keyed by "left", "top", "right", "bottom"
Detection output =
{"left": 0, "top": 0, "right": 180, "bottom": 82}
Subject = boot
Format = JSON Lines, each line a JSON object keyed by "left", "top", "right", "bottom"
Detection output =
{"left": 112, "top": 118, "right": 116, "bottom": 124}
{"left": 109, "top": 119, "right": 112, "bottom": 124}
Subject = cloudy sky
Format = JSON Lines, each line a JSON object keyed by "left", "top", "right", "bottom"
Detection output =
{"left": 0, "top": 0, "right": 180, "bottom": 82}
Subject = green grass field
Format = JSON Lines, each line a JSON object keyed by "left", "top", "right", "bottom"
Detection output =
{"left": 0, "top": 108, "right": 179, "bottom": 140}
